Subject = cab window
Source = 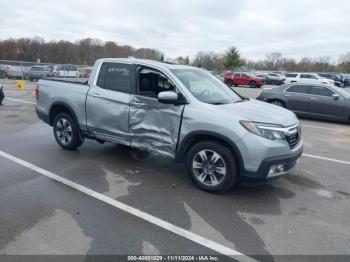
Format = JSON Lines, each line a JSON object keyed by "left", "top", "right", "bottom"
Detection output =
{"left": 138, "top": 67, "right": 177, "bottom": 98}
{"left": 96, "top": 62, "right": 132, "bottom": 93}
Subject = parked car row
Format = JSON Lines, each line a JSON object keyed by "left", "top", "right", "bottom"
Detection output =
{"left": 0, "top": 63, "right": 91, "bottom": 81}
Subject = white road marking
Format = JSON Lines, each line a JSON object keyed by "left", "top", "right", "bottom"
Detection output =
{"left": 302, "top": 124, "right": 345, "bottom": 131}
{"left": 4, "top": 97, "right": 36, "bottom": 105}
{"left": 303, "top": 153, "right": 350, "bottom": 166}
{"left": 0, "top": 150, "right": 255, "bottom": 261}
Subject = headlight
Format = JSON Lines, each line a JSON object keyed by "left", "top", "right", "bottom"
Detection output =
{"left": 240, "top": 121, "right": 286, "bottom": 140}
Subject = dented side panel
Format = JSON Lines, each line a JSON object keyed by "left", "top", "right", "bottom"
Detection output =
{"left": 130, "top": 95, "right": 184, "bottom": 158}
{"left": 86, "top": 88, "right": 133, "bottom": 145}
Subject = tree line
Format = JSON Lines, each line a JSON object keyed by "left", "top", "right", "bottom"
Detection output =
{"left": 189, "top": 50, "right": 350, "bottom": 73}
{"left": 0, "top": 37, "right": 162, "bottom": 65}
{"left": 0, "top": 37, "right": 349, "bottom": 73}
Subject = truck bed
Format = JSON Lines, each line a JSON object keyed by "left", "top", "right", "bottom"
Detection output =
{"left": 36, "top": 78, "right": 90, "bottom": 129}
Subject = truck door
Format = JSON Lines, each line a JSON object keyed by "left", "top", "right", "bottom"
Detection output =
{"left": 241, "top": 73, "right": 250, "bottom": 85}
{"left": 129, "top": 67, "right": 185, "bottom": 158}
{"left": 85, "top": 62, "right": 135, "bottom": 145}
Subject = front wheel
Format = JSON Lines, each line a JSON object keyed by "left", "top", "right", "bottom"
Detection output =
{"left": 186, "top": 141, "right": 237, "bottom": 193}
{"left": 53, "top": 113, "right": 83, "bottom": 150}
{"left": 270, "top": 99, "right": 286, "bottom": 108}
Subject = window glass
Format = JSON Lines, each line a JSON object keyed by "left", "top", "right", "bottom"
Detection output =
{"left": 310, "top": 86, "right": 335, "bottom": 97}
{"left": 286, "top": 73, "right": 297, "bottom": 77}
{"left": 97, "top": 62, "right": 131, "bottom": 93}
{"left": 300, "top": 74, "right": 317, "bottom": 79}
{"left": 286, "top": 85, "right": 310, "bottom": 94}
{"left": 31, "top": 66, "right": 44, "bottom": 71}
{"left": 172, "top": 69, "right": 242, "bottom": 104}
{"left": 138, "top": 68, "right": 176, "bottom": 97}
{"left": 234, "top": 73, "right": 240, "bottom": 77}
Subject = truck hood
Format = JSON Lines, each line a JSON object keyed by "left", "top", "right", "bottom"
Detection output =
{"left": 218, "top": 99, "right": 299, "bottom": 127}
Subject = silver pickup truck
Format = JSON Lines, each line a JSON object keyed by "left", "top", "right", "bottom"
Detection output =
{"left": 36, "top": 58, "right": 303, "bottom": 192}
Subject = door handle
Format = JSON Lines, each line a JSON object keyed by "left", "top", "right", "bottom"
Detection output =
{"left": 284, "top": 94, "right": 291, "bottom": 97}
{"left": 310, "top": 97, "right": 317, "bottom": 100}
{"left": 90, "top": 93, "right": 101, "bottom": 98}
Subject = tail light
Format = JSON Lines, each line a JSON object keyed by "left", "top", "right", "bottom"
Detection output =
{"left": 35, "top": 84, "right": 39, "bottom": 100}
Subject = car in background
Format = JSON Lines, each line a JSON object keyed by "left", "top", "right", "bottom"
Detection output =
{"left": 341, "top": 74, "right": 350, "bottom": 86}
{"left": 0, "top": 84, "right": 4, "bottom": 105}
{"left": 78, "top": 67, "right": 93, "bottom": 78}
{"left": 224, "top": 72, "right": 264, "bottom": 88}
{"left": 44, "top": 65, "right": 55, "bottom": 77}
{"left": 264, "top": 73, "right": 284, "bottom": 85}
{"left": 0, "top": 65, "right": 11, "bottom": 77}
{"left": 284, "top": 73, "right": 334, "bottom": 86}
{"left": 317, "top": 73, "right": 344, "bottom": 87}
{"left": 257, "top": 83, "right": 350, "bottom": 122}
{"left": 0, "top": 68, "right": 5, "bottom": 79}
{"left": 7, "top": 66, "right": 24, "bottom": 79}
{"left": 57, "top": 64, "right": 79, "bottom": 78}
{"left": 28, "top": 66, "right": 46, "bottom": 81}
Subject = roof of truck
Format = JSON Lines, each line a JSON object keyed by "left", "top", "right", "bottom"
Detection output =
{"left": 96, "top": 58, "right": 197, "bottom": 70}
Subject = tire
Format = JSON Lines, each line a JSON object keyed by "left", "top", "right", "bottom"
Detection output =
{"left": 226, "top": 80, "right": 233, "bottom": 87}
{"left": 249, "top": 81, "right": 257, "bottom": 88}
{"left": 270, "top": 99, "right": 286, "bottom": 108}
{"left": 186, "top": 141, "right": 238, "bottom": 193}
{"left": 53, "top": 112, "right": 83, "bottom": 150}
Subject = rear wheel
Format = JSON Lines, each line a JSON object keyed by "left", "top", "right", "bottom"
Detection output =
{"left": 270, "top": 99, "right": 285, "bottom": 108}
{"left": 186, "top": 141, "right": 237, "bottom": 193}
{"left": 249, "top": 81, "right": 257, "bottom": 88}
{"left": 53, "top": 112, "right": 83, "bottom": 150}
{"left": 226, "top": 80, "right": 233, "bottom": 87}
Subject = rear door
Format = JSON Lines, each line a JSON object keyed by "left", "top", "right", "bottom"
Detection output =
{"left": 308, "top": 85, "right": 346, "bottom": 119}
{"left": 86, "top": 62, "right": 135, "bottom": 145}
{"left": 284, "top": 84, "right": 311, "bottom": 114}
{"left": 129, "top": 66, "right": 185, "bottom": 158}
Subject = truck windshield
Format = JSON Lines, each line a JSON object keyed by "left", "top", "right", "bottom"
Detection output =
{"left": 171, "top": 69, "right": 243, "bottom": 104}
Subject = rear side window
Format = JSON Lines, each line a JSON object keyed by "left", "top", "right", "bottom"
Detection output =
{"left": 97, "top": 62, "right": 132, "bottom": 93}
{"left": 300, "top": 74, "right": 317, "bottom": 79}
{"left": 234, "top": 73, "right": 240, "bottom": 77}
{"left": 286, "top": 85, "right": 310, "bottom": 94}
{"left": 310, "top": 86, "right": 335, "bottom": 97}
{"left": 286, "top": 73, "right": 297, "bottom": 77}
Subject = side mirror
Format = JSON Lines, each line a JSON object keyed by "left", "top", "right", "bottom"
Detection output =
{"left": 158, "top": 91, "right": 179, "bottom": 104}
{"left": 332, "top": 94, "right": 341, "bottom": 100}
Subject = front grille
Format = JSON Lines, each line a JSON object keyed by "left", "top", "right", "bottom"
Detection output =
{"left": 286, "top": 131, "right": 300, "bottom": 149}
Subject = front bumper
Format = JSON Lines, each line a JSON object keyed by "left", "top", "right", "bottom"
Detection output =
{"left": 239, "top": 143, "right": 303, "bottom": 184}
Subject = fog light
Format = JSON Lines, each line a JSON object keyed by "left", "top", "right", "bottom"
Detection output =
{"left": 268, "top": 164, "right": 286, "bottom": 176}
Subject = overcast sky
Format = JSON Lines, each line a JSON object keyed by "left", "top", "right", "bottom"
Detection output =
{"left": 1, "top": 0, "right": 349, "bottom": 61}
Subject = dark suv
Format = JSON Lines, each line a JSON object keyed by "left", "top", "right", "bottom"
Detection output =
{"left": 317, "top": 73, "right": 344, "bottom": 88}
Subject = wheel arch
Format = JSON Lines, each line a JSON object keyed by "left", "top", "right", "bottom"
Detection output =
{"left": 49, "top": 102, "right": 79, "bottom": 127}
{"left": 176, "top": 131, "right": 244, "bottom": 173}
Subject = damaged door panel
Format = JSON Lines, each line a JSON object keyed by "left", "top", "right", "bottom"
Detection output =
{"left": 130, "top": 94, "right": 184, "bottom": 158}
